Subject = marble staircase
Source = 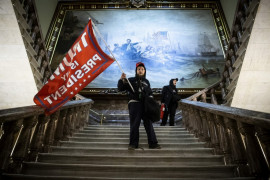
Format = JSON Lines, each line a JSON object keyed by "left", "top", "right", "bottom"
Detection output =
{"left": 2, "top": 125, "right": 255, "bottom": 179}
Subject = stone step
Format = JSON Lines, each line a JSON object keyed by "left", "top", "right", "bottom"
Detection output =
{"left": 68, "top": 137, "right": 199, "bottom": 143}
{"left": 72, "top": 133, "right": 194, "bottom": 138}
{"left": 2, "top": 174, "right": 256, "bottom": 180}
{"left": 51, "top": 146, "right": 214, "bottom": 156}
{"left": 59, "top": 141, "right": 206, "bottom": 149}
{"left": 2, "top": 123, "right": 256, "bottom": 180}
{"left": 85, "top": 126, "right": 186, "bottom": 131}
{"left": 79, "top": 129, "right": 189, "bottom": 134}
{"left": 21, "top": 162, "right": 237, "bottom": 178}
{"left": 83, "top": 126, "right": 187, "bottom": 130}
{"left": 38, "top": 153, "right": 224, "bottom": 166}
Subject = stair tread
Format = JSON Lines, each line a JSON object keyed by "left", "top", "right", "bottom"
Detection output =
{"left": 85, "top": 126, "right": 185, "bottom": 129}
{"left": 3, "top": 174, "right": 256, "bottom": 180}
{"left": 7, "top": 124, "right": 250, "bottom": 179}
{"left": 51, "top": 146, "right": 212, "bottom": 150}
{"left": 39, "top": 153, "right": 223, "bottom": 158}
{"left": 73, "top": 133, "right": 193, "bottom": 136}
{"left": 59, "top": 141, "right": 205, "bottom": 145}
{"left": 69, "top": 137, "right": 198, "bottom": 140}
{"left": 24, "top": 161, "right": 235, "bottom": 169}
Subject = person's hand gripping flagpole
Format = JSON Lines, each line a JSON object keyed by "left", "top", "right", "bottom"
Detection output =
{"left": 91, "top": 19, "right": 135, "bottom": 93}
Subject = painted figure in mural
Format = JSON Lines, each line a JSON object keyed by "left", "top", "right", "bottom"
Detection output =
{"left": 118, "top": 62, "right": 161, "bottom": 150}
{"left": 160, "top": 78, "right": 181, "bottom": 126}
{"left": 180, "top": 65, "right": 220, "bottom": 82}
{"left": 199, "top": 66, "right": 220, "bottom": 77}
{"left": 121, "top": 39, "right": 139, "bottom": 59}
{"left": 112, "top": 43, "right": 121, "bottom": 54}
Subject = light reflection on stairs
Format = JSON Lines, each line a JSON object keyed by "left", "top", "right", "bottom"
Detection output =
{"left": 3, "top": 125, "right": 255, "bottom": 180}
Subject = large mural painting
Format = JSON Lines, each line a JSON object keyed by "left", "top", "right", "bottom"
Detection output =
{"left": 52, "top": 9, "right": 225, "bottom": 88}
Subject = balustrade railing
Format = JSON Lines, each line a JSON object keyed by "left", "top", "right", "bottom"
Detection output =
{"left": 186, "top": 81, "right": 222, "bottom": 105}
{"left": 12, "top": 0, "right": 52, "bottom": 90}
{"left": 0, "top": 99, "right": 93, "bottom": 174}
{"left": 221, "top": 0, "right": 260, "bottom": 106}
{"left": 180, "top": 99, "right": 270, "bottom": 179}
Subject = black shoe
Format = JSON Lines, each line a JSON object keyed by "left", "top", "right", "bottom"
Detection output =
{"left": 128, "top": 145, "right": 144, "bottom": 150}
{"left": 149, "top": 144, "right": 161, "bottom": 149}
{"left": 128, "top": 145, "right": 136, "bottom": 150}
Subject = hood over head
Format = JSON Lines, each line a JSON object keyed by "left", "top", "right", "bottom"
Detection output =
{"left": 135, "top": 62, "right": 146, "bottom": 78}
{"left": 169, "top": 78, "right": 178, "bottom": 89}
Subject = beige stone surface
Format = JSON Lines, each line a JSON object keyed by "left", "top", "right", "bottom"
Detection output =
{"left": 231, "top": 0, "right": 270, "bottom": 113}
{"left": 248, "top": 29, "right": 270, "bottom": 44}
{"left": 0, "top": 45, "right": 27, "bottom": 57}
{"left": 0, "top": 0, "right": 37, "bottom": 110}
{"left": 0, "top": 29, "right": 23, "bottom": 44}
{"left": 253, "top": 13, "right": 270, "bottom": 29}
{"left": 259, "top": 0, "right": 270, "bottom": 13}
{"left": 0, "top": 0, "right": 14, "bottom": 15}
{"left": 0, "top": 15, "right": 17, "bottom": 28}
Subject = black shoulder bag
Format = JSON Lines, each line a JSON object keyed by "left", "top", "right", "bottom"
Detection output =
{"left": 143, "top": 95, "right": 160, "bottom": 122}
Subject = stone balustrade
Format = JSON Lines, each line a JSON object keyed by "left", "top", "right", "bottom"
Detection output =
{"left": 180, "top": 99, "right": 270, "bottom": 179}
{"left": 222, "top": 0, "right": 260, "bottom": 106}
{"left": 12, "top": 0, "right": 52, "bottom": 90}
{"left": 0, "top": 99, "right": 93, "bottom": 174}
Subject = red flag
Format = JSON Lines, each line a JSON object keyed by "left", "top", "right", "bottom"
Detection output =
{"left": 34, "top": 20, "right": 114, "bottom": 115}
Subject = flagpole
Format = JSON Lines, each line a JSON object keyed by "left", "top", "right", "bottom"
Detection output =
{"left": 90, "top": 19, "right": 135, "bottom": 93}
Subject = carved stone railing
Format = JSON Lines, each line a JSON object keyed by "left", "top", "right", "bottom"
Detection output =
{"left": 186, "top": 80, "right": 222, "bottom": 105}
{"left": 180, "top": 99, "right": 270, "bottom": 179}
{"left": 12, "top": 0, "right": 52, "bottom": 90}
{"left": 222, "top": 0, "right": 260, "bottom": 106}
{"left": 0, "top": 99, "right": 93, "bottom": 174}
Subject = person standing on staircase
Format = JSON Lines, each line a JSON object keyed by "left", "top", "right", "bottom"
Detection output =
{"left": 118, "top": 62, "right": 161, "bottom": 150}
{"left": 160, "top": 78, "right": 181, "bottom": 126}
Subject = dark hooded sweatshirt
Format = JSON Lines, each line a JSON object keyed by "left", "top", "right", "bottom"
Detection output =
{"left": 118, "top": 64, "right": 153, "bottom": 102}
{"left": 161, "top": 79, "right": 180, "bottom": 106}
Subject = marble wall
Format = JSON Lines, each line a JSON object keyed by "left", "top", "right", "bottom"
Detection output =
{"left": 220, "top": 0, "right": 238, "bottom": 31}
{"left": 34, "top": 0, "right": 57, "bottom": 39}
{"left": 0, "top": 0, "right": 37, "bottom": 109}
{"left": 231, "top": 0, "right": 270, "bottom": 113}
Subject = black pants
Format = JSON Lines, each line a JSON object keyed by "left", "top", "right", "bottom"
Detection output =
{"left": 128, "top": 102, "right": 158, "bottom": 147}
{"left": 161, "top": 103, "right": 177, "bottom": 126}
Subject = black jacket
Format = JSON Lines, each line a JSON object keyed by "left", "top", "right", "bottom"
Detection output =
{"left": 161, "top": 80, "right": 180, "bottom": 106}
{"left": 118, "top": 77, "right": 153, "bottom": 102}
